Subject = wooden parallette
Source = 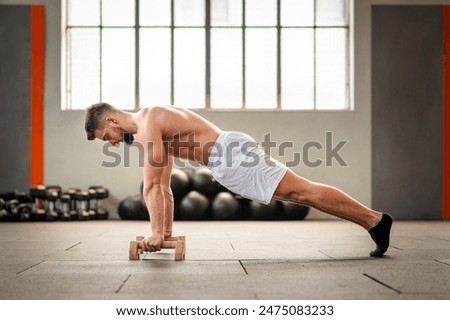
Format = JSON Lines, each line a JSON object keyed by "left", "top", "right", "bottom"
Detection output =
{"left": 129, "top": 236, "right": 186, "bottom": 261}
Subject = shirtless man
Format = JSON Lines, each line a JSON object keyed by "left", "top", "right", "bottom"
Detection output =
{"left": 84, "top": 103, "right": 393, "bottom": 257}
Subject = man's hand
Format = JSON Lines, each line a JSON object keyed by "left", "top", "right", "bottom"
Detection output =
{"left": 164, "top": 232, "right": 173, "bottom": 240}
{"left": 143, "top": 235, "right": 164, "bottom": 252}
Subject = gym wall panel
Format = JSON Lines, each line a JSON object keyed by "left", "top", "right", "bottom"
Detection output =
{"left": 372, "top": 6, "right": 443, "bottom": 219}
{"left": 0, "top": 5, "right": 32, "bottom": 192}
{"left": 443, "top": 6, "right": 450, "bottom": 220}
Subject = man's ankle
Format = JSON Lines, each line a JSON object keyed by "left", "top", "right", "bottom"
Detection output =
{"left": 367, "top": 212, "right": 383, "bottom": 230}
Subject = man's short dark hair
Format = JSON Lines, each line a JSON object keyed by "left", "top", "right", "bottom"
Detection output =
{"left": 84, "top": 102, "right": 117, "bottom": 140}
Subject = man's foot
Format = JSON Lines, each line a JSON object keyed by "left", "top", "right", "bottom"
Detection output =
{"left": 368, "top": 213, "right": 393, "bottom": 257}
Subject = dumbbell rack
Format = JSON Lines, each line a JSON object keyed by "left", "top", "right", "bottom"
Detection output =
{"left": 129, "top": 236, "right": 186, "bottom": 261}
{"left": 0, "top": 185, "right": 111, "bottom": 222}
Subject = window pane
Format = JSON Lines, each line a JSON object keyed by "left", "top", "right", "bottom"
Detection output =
{"left": 316, "top": 0, "right": 347, "bottom": 26}
{"left": 246, "top": 29, "right": 276, "bottom": 109}
{"left": 102, "top": 0, "right": 135, "bottom": 26}
{"left": 140, "top": 0, "right": 171, "bottom": 26}
{"left": 102, "top": 29, "right": 135, "bottom": 108}
{"left": 246, "top": 0, "right": 276, "bottom": 26}
{"left": 140, "top": 29, "right": 171, "bottom": 106}
{"left": 67, "top": 29, "right": 100, "bottom": 109}
{"left": 68, "top": 0, "right": 100, "bottom": 26}
{"left": 211, "top": 29, "right": 242, "bottom": 109}
{"left": 316, "top": 29, "right": 347, "bottom": 110}
{"left": 211, "top": 0, "right": 242, "bottom": 26}
{"left": 281, "top": 0, "right": 313, "bottom": 26}
{"left": 175, "top": 0, "right": 205, "bottom": 26}
{"left": 174, "top": 29, "right": 205, "bottom": 108}
{"left": 281, "top": 29, "right": 314, "bottom": 110}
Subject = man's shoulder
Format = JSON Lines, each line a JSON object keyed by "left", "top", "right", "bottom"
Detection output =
{"left": 141, "top": 105, "right": 172, "bottom": 112}
{"left": 139, "top": 105, "right": 169, "bottom": 118}
{"left": 137, "top": 106, "right": 171, "bottom": 132}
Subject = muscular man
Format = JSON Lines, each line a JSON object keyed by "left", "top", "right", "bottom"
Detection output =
{"left": 85, "top": 103, "right": 393, "bottom": 257}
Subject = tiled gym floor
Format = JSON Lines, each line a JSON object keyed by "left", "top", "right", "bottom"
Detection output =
{"left": 0, "top": 220, "right": 449, "bottom": 300}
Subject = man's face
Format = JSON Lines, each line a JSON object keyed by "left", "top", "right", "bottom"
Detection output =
{"left": 95, "top": 126, "right": 122, "bottom": 146}
{"left": 94, "top": 121, "right": 134, "bottom": 146}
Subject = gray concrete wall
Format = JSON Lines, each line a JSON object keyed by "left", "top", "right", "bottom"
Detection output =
{"left": 0, "top": 0, "right": 446, "bottom": 219}
{"left": 372, "top": 5, "right": 443, "bottom": 219}
{"left": 0, "top": 5, "right": 31, "bottom": 193}
{"left": 356, "top": 0, "right": 448, "bottom": 220}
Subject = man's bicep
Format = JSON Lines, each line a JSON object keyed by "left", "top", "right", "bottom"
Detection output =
{"left": 161, "top": 155, "right": 174, "bottom": 187}
{"left": 143, "top": 131, "right": 167, "bottom": 167}
{"left": 142, "top": 165, "right": 165, "bottom": 190}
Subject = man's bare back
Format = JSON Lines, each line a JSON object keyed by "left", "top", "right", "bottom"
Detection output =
{"left": 134, "top": 106, "right": 221, "bottom": 166}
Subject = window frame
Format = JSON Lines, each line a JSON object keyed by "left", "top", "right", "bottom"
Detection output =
{"left": 62, "top": 0, "right": 351, "bottom": 111}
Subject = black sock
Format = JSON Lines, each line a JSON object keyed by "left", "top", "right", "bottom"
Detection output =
{"left": 368, "top": 213, "right": 393, "bottom": 257}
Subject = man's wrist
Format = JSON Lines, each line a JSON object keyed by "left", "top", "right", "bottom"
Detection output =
{"left": 151, "top": 231, "right": 164, "bottom": 239}
{"left": 164, "top": 232, "right": 173, "bottom": 239}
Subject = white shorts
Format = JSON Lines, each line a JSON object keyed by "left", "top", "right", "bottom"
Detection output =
{"left": 207, "top": 131, "right": 288, "bottom": 205}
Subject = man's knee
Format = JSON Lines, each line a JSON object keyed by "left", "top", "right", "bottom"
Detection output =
{"left": 283, "top": 184, "right": 312, "bottom": 205}
{"left": 274, "top": 170, "right": 314, "bottom": 204}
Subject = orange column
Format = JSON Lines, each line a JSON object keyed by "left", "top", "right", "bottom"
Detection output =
{"left": 30, "top": 5, "right": 45, "bottom": 186}
{"left": 443, "top": 6, "right": 450, "bottom": 220}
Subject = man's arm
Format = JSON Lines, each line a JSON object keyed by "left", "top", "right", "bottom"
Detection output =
{"left": 141, "top": 117, "right": 168, "bottom": 252}
{"left": 161, "top": 155, "right": 174, "bottom": 239}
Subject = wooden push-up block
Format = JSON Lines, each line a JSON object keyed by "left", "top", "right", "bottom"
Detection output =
{"left": 129, "top": 236, "right": 186, "bottom": 261}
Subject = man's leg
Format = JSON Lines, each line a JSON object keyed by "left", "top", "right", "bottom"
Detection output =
{"left": 273, "top": 169, "right": 392, "bottom": 256}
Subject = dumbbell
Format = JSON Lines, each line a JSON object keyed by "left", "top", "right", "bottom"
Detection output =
{"left": 59, "top": 193, "right": 72, "bottom": 221}
{"left": 87, "top": 188, "right": 97, "bottom": 219}
{"left": 129, "top": 236, "right": 186, "bottom": 261}
{"left": 17, "top": 204, "right": 32, "bottom": 221}
{"left": 75, "top": 190, "right": 90, "bottom": 221}
{"left": 6, "top": 199, "right": 18, "bottom": 221}
{"left": 0, "top": 198, "right": 7, "bottom": 221}
{"left": 0, "top": 193, "right": 15, "bottom": 221}
{"left": 5, "top": 199, "right": 20, "bottom": 221}
{"left": 95, "top": 187, "right": 109, "bottom": 220}
{"left": 45, "top": 186, "right": 62, "bottom": 221}
{"left": 67, "top": 188, "right": 80, "bottom": 220}
{"left": 14, "top": 191, "right": 32, "bottom": 222}
{"left": 5, "top": 197, "right": 31, "bottom": 222}
{"left": 89, "top": 186, "right": 109, "bottom": 220}
{"left": 0, "top": 192, "right": 15, "bottom": 202}
{"left": 30, "top": 185, "right": 47, "bottom": 221}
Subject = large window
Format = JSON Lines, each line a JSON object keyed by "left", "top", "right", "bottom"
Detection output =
{"left": 64, "top": 0, "right": 349, "bottom": 110}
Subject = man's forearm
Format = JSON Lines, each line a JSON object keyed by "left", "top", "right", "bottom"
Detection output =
{"left": 144, "top": 185, "right": 165, "bottom": 236}
{"left": 164, "top": 192, "right": 174, "bottom": 238}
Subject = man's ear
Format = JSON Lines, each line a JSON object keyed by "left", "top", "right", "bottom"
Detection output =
{"left": 105, "top": 116, "right": 119, "bottom": 126}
